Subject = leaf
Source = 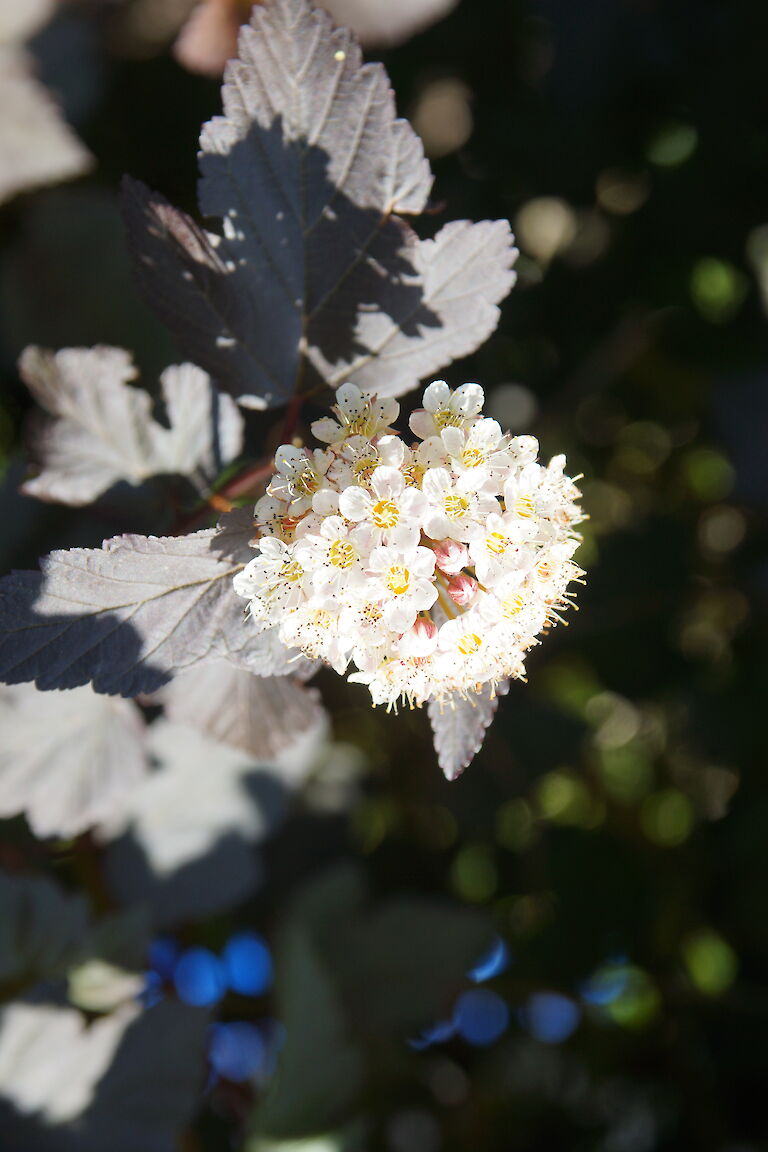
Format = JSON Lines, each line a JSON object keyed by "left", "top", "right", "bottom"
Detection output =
{"left": 427, "top": 681, "right": 509, "bottom": 781}
{"left": 0, "top": 513, "right": 305, "bottom": 697}
{"left": 159, "top": 660, "right": 327, "bottom": 764}
{"left": 253, "top": 864, "right": 494, "bottom": 1138}
{"left": 102, "top": 719, "right": 322, "bottom": 925}
{"left": 173, "top": 0, "right": 459, "bottom": 76}
{"left": 0, "top": 46, "right": 92, "bottom": 207}
{"left": 0, "top": 0, "right": 55, "bottom": 43}
{"left": 0, "top": 873, "right": 90, "bottom": 985}
{"left": 123, "top": 0, "right": 516, "bottom": 408}
{"left": 20, "top": 346, "right": 244, "bottom": 506}
{"left": 0, "top": 1000, "right": 208, "bottom": 1151}
{"left": 0, "top": 683, "right": 147, "bottom": 838}
{"left": 321, "top": 0, "right": 459, "bottom": 47}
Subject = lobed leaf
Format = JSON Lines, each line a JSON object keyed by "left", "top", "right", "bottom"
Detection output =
{"left": 0, "top": 45, "right": 92, "bottom": 207}
{"left": 0, "top": 514, "right": 302, "bottom": 697}
{"left": 158, "top": 659, "right": 326, "bottom": 764}
{"left": 254, "top": 864, "right": 494, "bottom": 1138}
{"left": 0, "top": 683, "right": 148, "bottom": 838}
{"left": 0, "top": 1000, "right": 208, "bottom": 1150}
{"left": 102, "top": 719, "right": 323, "bottom": 925}
{"left": 123, "top": 0, "right": 516, "bottom": 408}
{"left": 428, "top": 681, "right": 509, "bottom": 781}
{"left": 20, "top": 346, "right": 244, "bottom": 506}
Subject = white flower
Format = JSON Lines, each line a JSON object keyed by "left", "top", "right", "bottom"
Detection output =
{"left": 233, "top": 537, "right": 309, "bottom": 630}
{"left": 410, "top": 380, "right": 485, "bottom": 440}
{"left": 338, "top": 465, "right": 426, "bottom": 550}
{"left": 294, "top": 516, "right": 375, "bottom": 597}
{"left": 438, "top": 418, "right": 509, "bottom": 491}
{"left": 311, "top": 384, "right": 399, "bottom": 446}
{"left": 269, "top": 445, "right": 333, "bottom": 513}
{"left": 235, "top": 379, "right": 585, "bottom": 720}
{"left": 468, "top": 513, "right": 537, "bottom": 584}
{"left": 421, "top": 467, "right": 497, "bottom": 542}
{"left": 367, "top": 544, "right": 438, "bottom": 631}
{"left": 280, "top": 601, "right": 349, "bottom": 674}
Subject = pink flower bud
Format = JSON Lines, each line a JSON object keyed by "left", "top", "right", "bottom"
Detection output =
{"left": 398, "top": 617, "right": 438, "bottom": 658}
{"left": 447, "top": 574, "right": 478, "bottom": 607}
{"left": 432, "top": 539, "right": 469, "bottom": 576}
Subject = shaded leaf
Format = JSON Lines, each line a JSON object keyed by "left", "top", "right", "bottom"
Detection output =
{"left": 428, "top": 681, "right": 509, "bottom": 781}
{"left": 123, "top": 0, "right": 516, "bottom": 408}
{"left": 253, "top": 864, "right": 493, "bottom": 1138}
{"left": 0, "top": 873, "right": 89, "bottom": 985}
{"left": 159, "top": 660, "right": 327, "bottom": 764}
{"left": 0, "top": 513, "right": 302, "bottom": 696}
{"left": 102, "top": 719, "right": 322, "bottom": 925}
{"left": 254, "top": 920, "right": 363, "bottom": 1137}
{"left": 0, "top": 1000, "right": 208, "bottom": 1151}
{"left": 20, "top": 346, "right": 244, "bottom": 506}
{"left": 0, "top": 683, "right": 147, "bottom": 838}
{"left": 0, "top": 46, "right": 91, "bottom": 207}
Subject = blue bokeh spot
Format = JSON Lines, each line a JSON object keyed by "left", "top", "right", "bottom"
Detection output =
{"left": 210, "top": 1022, "right": 267, "bottom": 1082}
{"left": 521, "top": 992, "right": 580, "bottom": 1044}
{"left": 148, "top": 935, "right": 180, "bottom": 981}
{"left": 454, "top": 989, "right": 510, "bottom": 1046}
{"left": 222, "top": 931, "right": 273, "bottom": 997}
{"left": 174, "top": 947, "right": 227, "bottom": 1007}
{"left": 407, "top": 1017, "right": 457, "bottom": 1050}
{"left": 469, "top": 937, "right": 512, "bottom": 983}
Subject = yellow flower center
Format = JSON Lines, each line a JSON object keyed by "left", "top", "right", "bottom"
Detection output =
{"left": 513, "top": 495, "right": 536, "bottom": 518}
{"left": 344, "top": 412, "right": 375, "bottom": 437}
{"left": 291, "top": 467, "right": 318, "bottom": 498}
{"left": 502, "top": 594, "right": 525, "bottom": 618}
{"left": 457, "top": 632, "right": 483, "bottom": 656}
{"left": 461, "top": 447, "right": 484, "bottom": 468}
{"left": 402, "top": 462, "right": 425, "bottom": 487}
{"left": 279, "top": 560, "right": 303, "bottom": 582}
{"left": 328, "top": 539, "right": 356, "bottom": 569}
{"left": 386, "top": 565, "right": 411, "bottom": 595}
{"left": 486, "top": 532, "right": 508, "bottom": 556}
{"left": 353, "top": 456, "right": 378, "bottom": 483}
{"left": 372, "top": 499, "right": 400, "bottom": 529}
{"left": 311, "top": 608, "right": 332, "bottom": 629}
{"left": 434, "top": 409, "right": 464, "bottom": 430}
{"left": 444, "top": 493, "right": 469, "bottom": 520}
{"left": 537, "top": 561, "right": 553, "bottom": 579}
{"left": 361, "top": 602, "right": 383, "bottom": 624}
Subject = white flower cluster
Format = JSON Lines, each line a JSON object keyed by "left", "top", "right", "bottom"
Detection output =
{"left": 234, "top": 382, "right": 584, "bottom": 709}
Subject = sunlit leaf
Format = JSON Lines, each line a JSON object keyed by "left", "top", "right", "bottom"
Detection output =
{"left": 0, "top": 0, "right": 54, "bottom": 44}
{"left": 20, "top": 347, "right": 244, "bottom": 506}
{"left": 0, "top": 1000, "right": 208, "bottom": 1150}
{"left": 159, "top": 660, "right": 326, "bottom": 764}
{"left": 0, "top": 683, "right": 147, "bottom": 838}
{"left": 427, "top": 682, "right": 508, "bottom": 781}
{"left": 102, "top": 719, "right": 322, "bottom": 925}
{"left": 321, "top": 0, "right": 459, "bottom": 47}
{"left": 0, "top": 513, "right": 300, "bottom": 696}
{"left": 123, "top": 0, "right": 516, "bottom": 408}
{"left": 0, "top": 46, "right": 91, "bottom": 207}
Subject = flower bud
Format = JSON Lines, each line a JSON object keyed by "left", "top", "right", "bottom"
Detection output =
{"left": 432, "top": 538, "right": 469, "bottom": 576}
{"left": 398, "top": 617, "right": 438, "bottom": 658}
{"left": 447, "top": 574, "right": 478, "bottom": 606}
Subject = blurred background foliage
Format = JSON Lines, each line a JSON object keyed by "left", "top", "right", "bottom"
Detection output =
{"left": 1, "top": 0, "right": 768, "bottom": 1149}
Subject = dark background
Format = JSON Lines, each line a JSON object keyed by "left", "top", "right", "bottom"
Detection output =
{"left": 1, "top": 1, "right": 767, "bottom": 1149}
